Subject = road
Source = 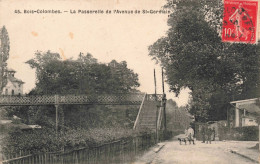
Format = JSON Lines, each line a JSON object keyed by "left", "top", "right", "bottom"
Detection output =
{"left": 134, "top": 135, "right": 258, "bottom": 164}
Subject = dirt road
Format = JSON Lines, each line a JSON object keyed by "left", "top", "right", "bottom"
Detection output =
{"left": 134, "top": 135, "right": 258, "bottom": 164}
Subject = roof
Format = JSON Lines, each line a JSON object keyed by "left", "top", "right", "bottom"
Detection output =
{"left": 8, "top": 76, "right": 24, "bottom": 84}
{"left": 230, "top": 98, "right": 260, "bottom": 115}
{"left": 7, "top": 68, "right": 16, "bottom": 72}
{"left": 230, "top": 98, "right": 258, "bottom": 104}
{"left": 242, "top": 115, "right": 257, "bottom": 119}
{"left": 207, "top": 120, "right": 227, "bottom": 125}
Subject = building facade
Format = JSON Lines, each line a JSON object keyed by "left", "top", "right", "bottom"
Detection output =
{"left": 230, "top": 98, "right": 259, "bottom": 127}
{"left": 2, "top": 68, "right": 24, "bottom": 96}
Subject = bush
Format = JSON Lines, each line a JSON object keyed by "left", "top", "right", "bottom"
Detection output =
{"left": 233, "top": 126, "right": 258, "bottom": 141}
{"left": 219, "top": 126, "right": 258, "bottom": 141}
{"left": 1, "top": 126, "right": 153, "bottom": 156}
{"left": 2, "top": 128, "right": 61, "bottom": 155}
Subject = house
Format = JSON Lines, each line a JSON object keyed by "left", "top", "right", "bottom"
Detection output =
{"left": 2, "top": 68, "right": 24, "bottom": 96}
{"left": 230, "top": 98, "right": 260, "bottom": 127}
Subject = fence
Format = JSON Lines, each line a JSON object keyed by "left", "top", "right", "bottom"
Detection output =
{"left": 2, "top": 133, "right": 156, "bottom": 164}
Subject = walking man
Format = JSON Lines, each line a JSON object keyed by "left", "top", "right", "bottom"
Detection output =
{"left": 206, "top": 127, "right": 212, "bottom": 144}
{"left": 187, "top": 125, "right": 195, "bottom": 145}
{"left": 201, "top": 125, "right": 206, "bottom": 143}
{"left": 212, "top": 127, "right": 216, "bottom": 141}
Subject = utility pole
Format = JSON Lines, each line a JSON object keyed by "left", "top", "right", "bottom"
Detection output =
{"left": 154, "top": 69, "right": 159, "bottom": 142}
{"left": 55, "top": 95, "right": 59, "bottom": 136}
{"left": 154, "top": 69, "right": 157, "bottom": 97}
{"left": 162, "top": 68, "right": 167, "bottom": 131}
{"left": 162, "top": 67, "right": 165, "bottom": 94}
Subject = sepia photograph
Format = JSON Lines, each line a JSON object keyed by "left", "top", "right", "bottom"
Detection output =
{"left": 0, "top": 0, "right": 259, "bottom": 163}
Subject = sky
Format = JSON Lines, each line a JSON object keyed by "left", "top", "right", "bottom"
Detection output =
{"left": 0, "top": 0, "right": 190, "bottom": 106}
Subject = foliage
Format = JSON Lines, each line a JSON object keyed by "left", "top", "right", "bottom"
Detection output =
{"left": 149, "top": 0, "right": 260, "bottom": 122}
{"left": 62, "top": 127, "right": 140, "bottom": 148}
{"left": 63, "top": 105, "right": 139, "bottom": 129}
{"left": 2, "top": 128, "right": 61, "bottom": 155}
{"left": 218, "top": 126, "right": 259, "bottom": 141}
{"left": 22, "top": 51, "right": 141, "bottom": 130}
{"left": 0, "top": 26, "right": 10, "bottom": 94}
{"left": 0, "top": 107, "right": 8, "bottom": 119}
{"left": 26, "top": 51, "right": 140, "bottom": 95}
{"left": 108, "top": 60, "right": 140, "bottom": 93}
{"left": 1, "top": 127, "right": 152, "bottom": 155}
{"left": 166, "top": 99, "right": 192, "bottom": 130}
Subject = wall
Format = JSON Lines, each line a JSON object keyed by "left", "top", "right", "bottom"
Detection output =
{"left": 2, "top": 79, "right": 23, "bottom": 95}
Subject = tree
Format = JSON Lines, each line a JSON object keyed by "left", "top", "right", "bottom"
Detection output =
{"left": 108, "top": 60, "right": 140, "bottom": 93}
{"left": 0, "top": 26, "right": 10, "bottom": 94}
{"left": 149, "top": 0, "right": 260, "bottom": 122}
{"left": 25, "top": 51, "right": 140, "bottom": 129}
{"left": 26, "top": 51, "right": 140, "bottom": 95}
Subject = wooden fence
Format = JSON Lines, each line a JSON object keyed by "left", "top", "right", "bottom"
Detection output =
{"left": 2, "top": 133, "right": 156, "bottom": 164}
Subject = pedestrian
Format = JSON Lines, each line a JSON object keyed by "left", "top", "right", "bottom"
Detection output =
{"left": 212, "top": 127, "right": 216, "bottom": 141}
{"left": 187, "top": 125, "right": 195, "bottom": 145}
{"left": 201, "top": 125, "right": 206, "bottom": 143}
{"left": 206, "top": 127, "right": 212, "bottom": 144}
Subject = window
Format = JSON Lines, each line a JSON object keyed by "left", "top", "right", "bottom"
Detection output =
{"left": 11, "top": 90, "right": 14, "bottom": 95}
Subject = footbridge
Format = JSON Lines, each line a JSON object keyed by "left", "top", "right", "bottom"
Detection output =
{"left": 0, "top": 94, "right": 163, "bottom": 106}
{"left": 0, "top": 93, "right": 166, "bottom": 135}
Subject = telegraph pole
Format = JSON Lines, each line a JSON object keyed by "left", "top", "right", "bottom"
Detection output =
{"left": 55, "top": 95, "right": 59, "bottom": 136}
{"left": 162, "top": 68, "right": 167, "bottom": 131}
{"left": 154, "top": 69, "right": 158, "bottom": 142}
{"left": 154, "top": 69, "right": 157, "bottom": 96}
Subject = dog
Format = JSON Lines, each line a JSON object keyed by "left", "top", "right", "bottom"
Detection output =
{"left": 178, "top": 138, "right": 187, "bottom": 145}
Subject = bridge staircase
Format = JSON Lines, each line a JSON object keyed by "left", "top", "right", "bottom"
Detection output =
{"left": 133, "top": 94, "right": 165, "bottom": 132}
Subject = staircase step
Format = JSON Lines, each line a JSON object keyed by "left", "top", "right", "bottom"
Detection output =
{"left": 135, "top": 97, "right": 163, "bottom": 130}
{"left": 141, "top": 115, "right": 157, "bottom": 118}
{"left": 139, "top": 119, "right": 156, "bottom": 121}
{"left": 140, "top": 119, "right": 156, "bottom": 122}
{"left": 141, "top": 116, "right": 157, "bottom": 119}
{"left": 141, "top": 112, "right": 157, "bottom": 115}
{"left": 140, "top": 121, "right": 156, "bottom": 124}
{"left": 141, "top": 110, "right": 157, "bottom": 113}
{"left": 141, "top": 118, "right": 156, "bottom": 120}
{"left": 140, "top": 124, "right": 156, "bottom": 126}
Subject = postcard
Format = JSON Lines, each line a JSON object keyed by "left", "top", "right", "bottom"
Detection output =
{"left": 0, "top": 0, "right": 259, "bottom": 163}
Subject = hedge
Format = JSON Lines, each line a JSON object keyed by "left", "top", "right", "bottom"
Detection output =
{"left": 219, "top": 126, "right": 259, "bottom": 141}
{"left": 1, "top": 126, "right": 153, "bottom": 155}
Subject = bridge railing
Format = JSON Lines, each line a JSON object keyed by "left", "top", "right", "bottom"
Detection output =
{"left": 0, "top": 94, "right": 163, "bottom": 106}
{"left": 133, "top": 93, "right": 147, "bottom": 130}
{"left": 0, "top": 95, "right": 56, "bottom": 106}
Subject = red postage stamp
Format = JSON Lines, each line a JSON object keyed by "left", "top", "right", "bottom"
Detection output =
{"left": 222, "top": 0, "right": 258, "bottom": 44}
